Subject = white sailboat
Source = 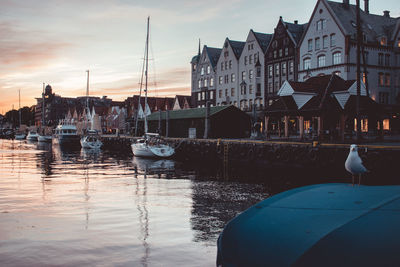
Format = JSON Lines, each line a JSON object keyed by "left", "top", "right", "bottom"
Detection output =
{"left": 131, "top": 17, "right": 175, "bottom": 158}
{"left": 80, "top": 70, "right": 103, "bottom": 150}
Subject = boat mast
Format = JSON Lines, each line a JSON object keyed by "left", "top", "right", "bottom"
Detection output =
{"left": 86, "top": 70, "right": 90, "bottom": 113}
{"left": 144, "top": 16, "right": 150, "bottom": 135}
{"left": 42, "top": 83, "right": 45, "bottom": 126}
{"left": 18, "top": 89, "right": 21, "bottom": 128}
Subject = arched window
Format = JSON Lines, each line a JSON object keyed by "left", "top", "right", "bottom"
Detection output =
{"left": 317, "top": 55, "right": 326, "bottom": 67}
{"left": 303, "top": 58, "right": 311, "bottom": 70}
{"left": 333, "top": 52, "right": 341, "bottom": 65}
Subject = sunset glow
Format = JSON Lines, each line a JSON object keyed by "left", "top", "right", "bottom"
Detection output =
{"left": 1, "top": 0, "right": 398, "bottom": 114}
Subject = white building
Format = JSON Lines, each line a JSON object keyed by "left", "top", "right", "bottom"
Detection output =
{"left": 298, "top": 0, "right": 400, "bottom": 105}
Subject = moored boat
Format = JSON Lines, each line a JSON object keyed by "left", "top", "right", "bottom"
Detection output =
{"left": 27, "top": 131, "right": 39, "bottom": 141}
{"left": 53, "top": 120, "right": 80, "bottom": 147}
{"left": 38, "top": 135, "right": 52, "bottom": 142}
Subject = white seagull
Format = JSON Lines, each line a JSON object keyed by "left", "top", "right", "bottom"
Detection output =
{"left": 345, "top": 144, "right": 368, "bottom": 185}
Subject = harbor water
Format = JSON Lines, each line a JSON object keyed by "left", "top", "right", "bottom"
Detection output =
{"left": 0, "top": 139, "right": 289, "bottom": 267}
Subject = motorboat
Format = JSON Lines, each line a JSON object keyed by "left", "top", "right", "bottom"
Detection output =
{"left": 131, "top": 133, "right": 174, "bottom": 158}
{"left": 80, "top": 132, "right": 102, "bottom": 149}
{"left": 53, "top": 120, "right": 80, "bottom": 147}
{"left": 15, "top": 133, "right": 26, "bottom": 140}
{"left": 27, "top": 131, "right": 39, "bottom": 141}
{"left": 38, "top": 135, "right": 52, "bottom": 142}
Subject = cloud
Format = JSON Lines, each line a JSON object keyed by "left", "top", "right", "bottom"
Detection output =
{"left": 0, "top": 22, "right": 73, "bottom": 71}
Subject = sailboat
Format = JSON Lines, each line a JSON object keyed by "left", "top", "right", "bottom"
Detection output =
{"left": 80, "top": 70, "right": 103, "bottom": 150}
{"left": 131, "top": 17, "right": 175, "bottom": 158}
{"left": 15, "top": 89, "right": 26, "bottom": 140}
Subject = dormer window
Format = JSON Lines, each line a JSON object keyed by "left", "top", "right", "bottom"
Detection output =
{"left": 380, "top": 37, "right": 387, "bottom": 46}
{"left": 207, "top": 65, "right": 210, "bottom": 74}
{"left": 201, "top": 67, "right": 204, "bottom": 75}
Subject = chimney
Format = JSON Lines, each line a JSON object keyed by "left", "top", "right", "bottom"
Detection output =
{"left": 383, "top": 10, "right": 390, "bottom": 18}
{"left": 364, "top": 0, "right": 369, "bottom": 14}
{"left": 343, "top": 0, "right": 349, "bottom": 7}
{"left": 294, "top": 20, "right": 298, "bottom": 24}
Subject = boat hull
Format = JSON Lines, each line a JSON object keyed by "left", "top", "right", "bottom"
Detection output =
{"left": 54, "top": 135, "right": 81, "bottom": 147}
{"left": 131, "top": 143, "right": 174, "bottom": 158}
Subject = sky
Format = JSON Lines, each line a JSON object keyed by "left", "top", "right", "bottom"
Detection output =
{"left": 0, "top": 0, "right": 399, "bottom": 114}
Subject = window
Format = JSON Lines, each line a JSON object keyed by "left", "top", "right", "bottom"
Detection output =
{"left": 308, "top": 39, "right": 313, "bottom": 51}
{"left": 385, "top": 74, "right": 391, "bottom": 87}
{"left": 317, "top": 54, "right": 325, "bottom": 67}
{"left": 282, "top": 62, "right": 287, "bottom": 76}
{"left": 273, "top": 50, "right": 277, "bottom": 58}
{"left": 385, "top": 54, "right": 390, "bottom": 66}
{"left": 249, "top": 84, "right": 253, "bottom": 94}
{"left": 229, "top": 60, "right": 232, "bottom": 69}
{"left": 323, "top": 36, "right": 328, "bottom": 48}
{"left": 249, "top": 99, "right": 253, "bottom": 108}
{"left": 285, "top": 47, "right": 288, "bottom": 56}
{"left": 218, "top": 90, "right": 222, "bottom": 98}
{"left": 322, "top": 19, "right": 326, "bottom": 29}
{"left": 303, "top": 58, "right": 311, "bottom": 70}
{"left": 198, "top": 92, "right": 201, "bottom": 101}
{"left": 330, "top": 34, "right": 336, "bottom": 47}
{"left": 224, "top": 75, "right": 229, "bottom": 84}
{"left": 274, "top": 81, "right": 279, "bottom": 92}
{"left": 245, "top": 56, "right": 248, "bottom": 65}
{"left": 231, "top": 73, "right": 235, "bottom": 83}
{"left": 198, "top": 80, "right": 201, "bottom": 88}
{"left": 275, "top": 64, "right": 280, "bottom": 76}
{"left": 210, "top": 91, "right": 214, "bottom": 99}
{"left": 289, "top": 61, "right": 294, "bottom": 74}
{"left": 254, "top": 53, "right": 258, "bottom": 62}
{"left": 242, "top": 71, "right": 246, "bottom": 81}
{"left": 201, "top": 67, "right": 204, "bottom": 75}
{"left": 333, "top": 52, "right": 341, "bottom": 65}
{"left": 210, "top": 78, "right": 214, "bottom": 87}
{"left": 204, "top": 78, "right": 208, "bottom": 87}
{"left": 201, "top": 92, "right": 205, "bottom": 100}
{"left": 379, "top": 92, "right": 389, "bottom": 104}
{"left": 231, "top": 88, "right": 235, "bottom": 97}
{"left": 256, "top": 66, "right": 261, "bottom": 78}
{"left": 268, "top": 83, "right": 273, "bottom": 93}
{"left": 378, "top": 53, "right": 384, "bottom": 65}
{"left": 363, "top": 51, "right": 369, "bottom": 64}
{"left": 219, "top": 76, "right": 223, "bottom": 85}
{"left": 207, "top": 65, "right": 210, "bottom": 74}
{"left": 241, "top": 85, "right": 247, "bottom": 95}
{"left": 224, "top": 51, "right": 229, "bottom": 57}
{"left": 256, "top": 84, "right": 261, "bottom": 95}
{"left": 224, "top": 61, "right": 227, "bottom": 70}
{"left": 317, "top": 20, "right": 321, "bottom": 31}
{"left": 249, "top": 69, "right": 253, "bottom": 79}
{"left": 379, "top": 73, "right": 384, "bottom": 86}
{"left": 249, "top": 55, "right": 253, "bottom": 64}
{"left": 225, "top": 89, "right": 228, "bottom": 96}
{"left": 268, "top": 65, "right": 273, "bottom": 78}
{"left": 221, "top": 62, "right": 224, "bottom": 71}
{"left": 315, "top": 38, "right": 320, "bottom": 50}
{"left": 279, "top": 49, "right": 282, "bottom": 57}
{"left": 380, "top": 37, "right": 387, "bottom": 46}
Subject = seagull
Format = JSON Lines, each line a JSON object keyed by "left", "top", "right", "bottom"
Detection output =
{"left": 345, "top": 144, "right": 368, "bottom": 185}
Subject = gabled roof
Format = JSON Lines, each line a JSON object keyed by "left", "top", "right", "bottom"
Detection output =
{"left": 283, "top": 21, "right": 308, "bottom": 44}
{"left": 253, "top": 31, "right": 273, "bottom": 52}
{"left": 326, "top": 1, "right": 399, "bottom": 42}
{"left": 205, "top": 46, "right": 222, "bottom": 69}
{"left": 227, "top": 39, "right": 246, "bottom": 59}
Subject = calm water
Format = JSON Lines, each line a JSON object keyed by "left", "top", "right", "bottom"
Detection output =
{"left": 0, "top": 139, "right": 278, "bottom": 267}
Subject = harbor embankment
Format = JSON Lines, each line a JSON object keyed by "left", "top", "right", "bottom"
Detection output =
{"left": 101, "top": 135, "right": 400, "bottom": 181}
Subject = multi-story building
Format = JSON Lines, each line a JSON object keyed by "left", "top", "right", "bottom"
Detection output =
{"left": 215, "top": 38, "right": 245, "bottom": 106}
{"left": 191, "top": 45, "right": 222, "bottom": 108}
{"left": 238, "top": 30, "right": 273, "bottom": 111}
{"left": 265, "top": 17, "right": 307, "bottom": 107}
{"left": 298, "top": 0, "right": 400, "bottom": 105}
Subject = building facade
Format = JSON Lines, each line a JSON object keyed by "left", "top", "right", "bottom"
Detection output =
{"left": 265, "top": 17, "right": 307, "bottom": 107}
{"left": 238, "top": 30, "right": 272, "bottom": 111}
{"left": 215, "top": 38, "right": 245, "bottom": 106}
{"left": 191, "top": 45, "right": 221, "bottom": 108}
{"left": 298, "top": 0, "right": 400, "bottom": 105}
